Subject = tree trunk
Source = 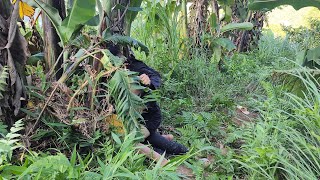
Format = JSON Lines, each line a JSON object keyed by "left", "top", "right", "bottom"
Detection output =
{"left": 105, "top": 0, "right": 130, "bottom": 35}
{"left": 190, "top": 0, "right": 209, "bottom": 47}
{"left": 232, "top": 0, "right": 265, "bottom": 52}
{"left": 181, "top": 0, "right": 188, "bottom": 39}
{"left": 0, "top": 0, "right": 28, "bottom": 126}
{"left": 42, "top": 0, "right": 66, "bottom": 80}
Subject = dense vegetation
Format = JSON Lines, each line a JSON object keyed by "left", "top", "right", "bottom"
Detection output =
{"left": 1, "top": 0, "right": 320, "bottom": 179}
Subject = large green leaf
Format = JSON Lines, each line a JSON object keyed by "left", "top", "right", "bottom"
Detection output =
{"left": 211, "top": 46, "right": 222, "bottom": 64}
{"left": 61, "top": 0, "right": 96, "bottom": 40}
{"left": 100, "top": 49, "right": 125, "bottom": 69}
{"left": 214, "top": 38, "right": 236, "bottom": 51}
{"left": 103, "top": 34, "right": 150, "bottom": 56}
{"left": 220, "top": 22, "right": 254, "bottom": 33}
{"left": 124, "top": 0, "right": 143, "bottom": 35}
{"left": 305, "top": 46, "right": 320, "bottom": 67}
{"left": 224, "top": 6, "right": 232, "bottom": 22}
{"left": 25, "top": 0, "right": 64, "bottom": 44}
{"left": 27, "top": 53, "right": 44, "bottom": 65}
{"left": 249, "top": 0, "right": 320, "bottom": 11}
{"left": 27, "top": 0, "right": 96, "bottom": 46}
{"left": 208, "top": 13, "right": 219, "bottom": 31}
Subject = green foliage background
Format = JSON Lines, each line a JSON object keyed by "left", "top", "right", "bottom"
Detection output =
{"left": 1, "top": 0, "right": 320, "bottom": 179}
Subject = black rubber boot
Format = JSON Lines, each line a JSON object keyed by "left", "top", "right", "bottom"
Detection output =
{"left": 145, "top": 132, "right": 189, "bottom": 155}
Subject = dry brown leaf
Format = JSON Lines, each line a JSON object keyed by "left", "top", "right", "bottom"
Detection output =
{"left": 236, "top": 105, "right": 250, "bottom": 115}
{"left": 177, "top": 165, "right": 194, "bottom": 179}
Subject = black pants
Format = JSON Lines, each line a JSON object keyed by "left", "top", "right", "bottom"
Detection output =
{"left": 142, "top": 102, "right": 188, "bottom": 155}
{"left": 142, "top": 102, "right": 162, "bottom": 133}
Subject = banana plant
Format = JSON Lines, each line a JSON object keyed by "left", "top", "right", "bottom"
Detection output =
{"left": 190, "top": 0, "right": 254, "bottom": 67}
{"left": 25, "top": 0, "right": 149, "bottom": 134}
{"left": 217, "top": 0, "right": 234, "bottom": 22}
{"left": 0, "top": 0, "right": 29, "bottom": 124}
{"left": 297, "top": 47, "right": 320, "bottom": 68}
{"left": 208, "top": 0, "right": 254, "bottom": 66}
{"left": 102, "top": 0, "right": 143, "bottom": 36}
{"left": 26, "top": 0, "right": 96, "bottom": 47}
{"left": 209, "top": 22, "right": 253, "bottom": 65}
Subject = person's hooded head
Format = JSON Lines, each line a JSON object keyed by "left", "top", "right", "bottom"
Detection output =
{"left": 107, "top": 43, "right": 137, "bottom": 64}
{"left": 107, "top": 43, "right": 121, "bottom": 56}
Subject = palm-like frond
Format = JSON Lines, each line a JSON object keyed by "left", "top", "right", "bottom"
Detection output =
{"left": 108, "top": 69, "right": 145, "bottom": 132}
{"left": 104, "top": 35, "right": 149, "bottom": 56}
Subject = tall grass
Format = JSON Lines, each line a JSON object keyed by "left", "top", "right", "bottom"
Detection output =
{"left": 233, "top": 69, "right": 320, "bottom": 179}
{"left": 258, "top": 31, "right": 298, "bottom": 60}
{"left": 2, "top": 131, "right": 211, "bottom": 179}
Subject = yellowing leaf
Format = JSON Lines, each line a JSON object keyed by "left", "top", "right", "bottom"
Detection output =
{"left": 11, "top": 0, "right": 35, "bottom": 19}
{"left": 27, "top": 100, "right": 34, "bottom": 108}
{"left": 19, "top": 1, "right": 35, "bottom": 19}
{"left": 105, "top": 114, "right": 125, "bottom": 134}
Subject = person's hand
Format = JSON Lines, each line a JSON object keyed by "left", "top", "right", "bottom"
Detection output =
{"left": 139, "top": 74, "right": 151, "bottom": 86}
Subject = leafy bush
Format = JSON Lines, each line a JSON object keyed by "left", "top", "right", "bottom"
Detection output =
{"left": 284, "top": 19, "right": 320, "bottom": 49}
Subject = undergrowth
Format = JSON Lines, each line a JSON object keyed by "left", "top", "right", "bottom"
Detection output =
{"left": 131, "top": 17, "right": 320, "bottom": 178}
{"left": 2, "top": 2, "right": 320, "bottom": 178}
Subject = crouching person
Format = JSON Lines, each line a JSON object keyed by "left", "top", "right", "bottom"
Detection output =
{"left": 108, "top": 44, "right": 188, "bottom": 165}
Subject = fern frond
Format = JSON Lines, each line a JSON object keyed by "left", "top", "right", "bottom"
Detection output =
{"left": 0, "top": 66, "right": 9, "bottom": 99}
{"left": 0, "top": 122, "right": 8, "bottom": 137}
{"left": 0, "top": 119, "right": 24, "bottom": 164}
{"left": 5, "top": 119, "right": 24, "bottom": 141}
{"left": 108, "top": 69, "right": 146, "bottom": 133}
{"left": 177, "top": 125, "right": 202, "bottom": 141}
{"left": 261, "top": 81, "right": 276, "bottom": 100}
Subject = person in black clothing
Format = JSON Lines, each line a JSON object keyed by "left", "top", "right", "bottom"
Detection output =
{"left": 127, "top": 56, "right": 188, "bottom": 156}
{"left": 108, "top": 44, "right": 188, "bottom": 156}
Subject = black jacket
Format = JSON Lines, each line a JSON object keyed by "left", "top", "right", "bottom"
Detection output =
{"left": 126, "top": 58, "right": 162, "bottom": 132}
{"left": 126, "top": 58, "right": 161, "bottom": 91}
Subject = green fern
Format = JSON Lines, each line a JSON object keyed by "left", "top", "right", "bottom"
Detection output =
{"left": 0, "top": 66, "right": 9, "bottom": 100}
{"left": 108, "top": 69, "right": 146, "bottom": 133}
{"left": 0, "top": 121, "right": 8, "bottom": 137}
{"left": 0, "top": 119, "right": 24, "bottom": 165}
{"left": 261, "top": 81, "right": 277, "bottom": 100}
{"left": 177, "top": 125, "right": 202, "bottom": 144}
